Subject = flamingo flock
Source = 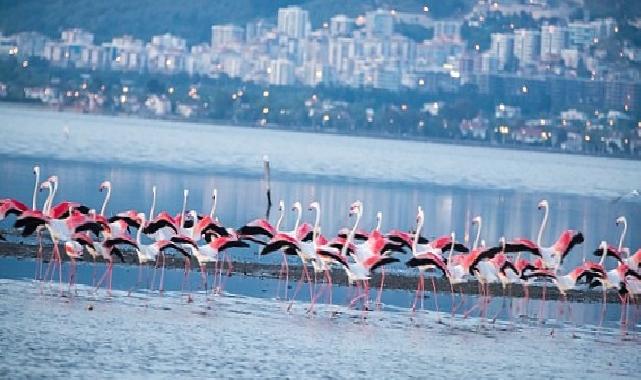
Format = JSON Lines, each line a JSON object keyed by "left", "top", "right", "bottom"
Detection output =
{"left": 1, "top": 166, "right": 641, "bottom": 328}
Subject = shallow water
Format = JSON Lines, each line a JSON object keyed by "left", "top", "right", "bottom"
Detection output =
{"left": 0, "top": 257, "right": 638, "bottom": 378}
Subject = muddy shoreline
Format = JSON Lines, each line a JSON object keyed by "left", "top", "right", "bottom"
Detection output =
{"left": 0, "top": 240, "right": 624, "bottom": 303}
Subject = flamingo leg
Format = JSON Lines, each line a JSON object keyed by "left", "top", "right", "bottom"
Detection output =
{"left": 160, "top": 255, "right": 166, "bottom": 294}
{"left": 411, "top": 272, "right": 423, "bottom": 312}
{"left": 376, "top": 268, "right": 386, "bottom": 310}
{"left": 287, "top": 265, "right": 308, "bottom": 311}
{"left": 431, "top": 276, "right": 439, "bottom": 316}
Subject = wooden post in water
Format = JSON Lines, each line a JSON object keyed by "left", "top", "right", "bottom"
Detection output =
{"left": 263, "top": 155, "right": 272, "bottom": 219}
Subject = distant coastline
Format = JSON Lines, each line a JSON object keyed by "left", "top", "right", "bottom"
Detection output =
{"left": 2, "top": 100, "right": 638, "bottom": 163}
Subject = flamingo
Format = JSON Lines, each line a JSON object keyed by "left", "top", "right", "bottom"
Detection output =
{"left": 114, "top": 213, "right": 189, "bottom": 292}
{"left": 261, "top": 202, "right": 317, "bottom": 306}
{"left": 405, "top": 207, "right": 449, "bottom": 313}
{"left": 337, "top": 201, "right": 399, "bottom": 310}
{"left": 16, "top": 179, "right": 102, "bottom": 289}
{"left": 510, "top": 200, "right": 583, "bottom": 271}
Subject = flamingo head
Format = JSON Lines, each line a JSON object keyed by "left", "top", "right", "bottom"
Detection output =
{"left": 616, "top": 216, "right": 626, "bottom": 226}
{"left": 262, "top": 154, "right": 269, "bottom": 163}
{"left": 183, "top": 189, "right": 189, "bottom": 198}
{"left": 47, "top": 175, "right": 58, "bottom": 184}
{"left": 499, "top": 236, "right": 506, "bottom": 249}
{"left": 348, "top": 201, "right": 362, "bottom": 216}
{"left": 292, "top": 201, "right": 302, "bottom": 212}
{"left": 33, "top": 166, "right": 40, "bottom": 176}
{"left": 39, "top": 180, "right": 51, "bottom": 192}
{"left": 99, "top": 180, "right": 111, "bottom": 192}
{"left": 376, "top": 211, "right": 383, "bottom": 221}
{"left": 212, "top": 188, "right": 217, "bottom": 200}
{"left": 152, "top": 185, "right": 157, "bottom": 194}
{"left": 472, "top": 215, "right": 481, "bottom": 225}
{"left": 480, "top": 239, "right": 486, "bottom": 248}
{"left": 278, "top": 200, "right": 285, "bottom": 211}
{"left": 308, "top": 201, "right": 320, "bottom": 212}
{"left": 537, "top": 199, "right": 548, "bottom": 210}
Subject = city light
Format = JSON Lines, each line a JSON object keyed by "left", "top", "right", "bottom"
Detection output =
{"left": 401, "top": 104, "right": 408, "bottom": 111}
{"left": 498, "top": 125, "right": 509, "bottom": 134}
{"left": 262, "top": 107, "right": 269, "bottom": 114}
{"left": 263, "top": 90, "right": 269, "bottom": 97}
{"left": 122, "top": 86, "right": 129, "bottom": 93}
{"left": 168, "top": 87, "right": 174, "bottom": 94}
{"left": 521, "top": 86, "right": 528, "bottom": 93}
{"left": 423, "top": 5, "right": 429, "bottom": 12}
{"left": 22, "top": 60, "right": 28, "bottom": 68}
{"left": 418, "top": 78, "right": 425, "bottom": 86}
{"left": 232, "top": 93, "right": 237, "bottom": 100}
{"left": 323, "top": 114, "right": 330, "bottom": 122}
{"left": 584, "top": 135, "right": 591, "bottom": 142}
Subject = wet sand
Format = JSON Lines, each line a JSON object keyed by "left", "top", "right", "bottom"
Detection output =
{"left": 0, "top": 240, "right": 624, "bottom": 303}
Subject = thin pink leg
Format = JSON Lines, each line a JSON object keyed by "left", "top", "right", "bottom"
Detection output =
{"left": 376, "top": 269, "right": 385, "bottom": 310}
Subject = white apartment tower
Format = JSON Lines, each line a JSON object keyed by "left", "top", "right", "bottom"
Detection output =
{"left": 277, "top": 6, "right": 310, "bottom": 39}
{"left": 540, "top": 24, "right": 568, "bottom": 60}
{"left": 513, "top": 29, "right": 540, "bottom": 67}
{"left": 489, "top": 32, "right": 514, "bottom": 70}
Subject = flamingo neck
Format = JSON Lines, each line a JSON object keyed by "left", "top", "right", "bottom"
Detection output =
{"left": 136, "top": 216, "right": 145, "bottom": 245}
{"left": 342, "top": 207, "right": 362, "bottom": 256}
{"left": 618, "top": 220, "right": 627, "bottom": 252}
{"left": 209, "top": 192, "right": 217, "bottom": 219}
{"left": 412, "top": 216, "right": 423, "bottom": 255}
{"left": 537, "top": 205, "right": 548, "bottom": 247}
{"left": 599, "top": 245, "right": 607, "bottom": 266}
{"left": 375, "top": 213, "right": 382, "bottom": 232}
{"left": 32, "top": 170, "right": 40, "bottom": 210}
{"left": 149, "top": 188, "right": 156, "bottom": 220}
{"left": 180, "top": 193, "right": 188, "bottom": 229}
{"left": 42, "top": 185, "right": 53, "bottom": 214}
{"left": 100, "top": 185, "right": 111, "bottom": 216}
{"left": 47, "top": 180, "right": 58, "bottom": 215}
{"left": 312, "top": 206, "right": 320, "bottom": 245}
{"left": 293, "top": 206, "right": 302, "bottom": 231}
{"left": 275, "top": 206, "right": 284, "bottom": 232}
{"left": 473, "top": 219, "right": 482, "bottom": 250}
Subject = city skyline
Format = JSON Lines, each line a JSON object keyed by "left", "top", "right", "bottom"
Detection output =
{"left": 0, "top": 1, "right": 640, "bottom": 157}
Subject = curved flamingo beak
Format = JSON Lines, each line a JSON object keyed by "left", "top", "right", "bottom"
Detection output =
{"left": 33, "top": 166, "right": 40, "bottom": 175}
{"left": 537, "top": 200, "right": 548, "bottom": 210}
{"left": 472, "top": 216, "right": 481, "bottom": 224}
{"left": 616, "top": 216, "right": 625, "bottom": 225}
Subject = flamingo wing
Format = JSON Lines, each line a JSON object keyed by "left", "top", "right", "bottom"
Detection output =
{"left": 406, "top": 255, "right": 448, "bottom": 276}
{"left": 556, "top": 231, "right": 584, "bottom": 264}
{"left": 368, "top": 256, "right": 400, "bottom": 273}
{"left": 237, "top": 220, "right": 275, "bottom": 238}
{"left": 592, "top": 245, "right": 623, "bottom": 263}
{"left": 170, "top": 235, "right": 198, "bottom": 248}
{"left": 504, "top": 239, "right": 541, "bottom": 256}
{"left": 316, "top": 248, "right": 348, "bottom": 267}
{"left": 261, "top": 237, "right": 299, "bottom": 256}
{"left": 104, "top": 236, "right": 139, "bottom": 250}
{"left": 143, "top": 218, "right": 178, "bottom": 235}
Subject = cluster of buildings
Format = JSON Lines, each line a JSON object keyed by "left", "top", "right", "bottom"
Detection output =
{"left": 1, "top": 2, "right": 637, "bottom": 92}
